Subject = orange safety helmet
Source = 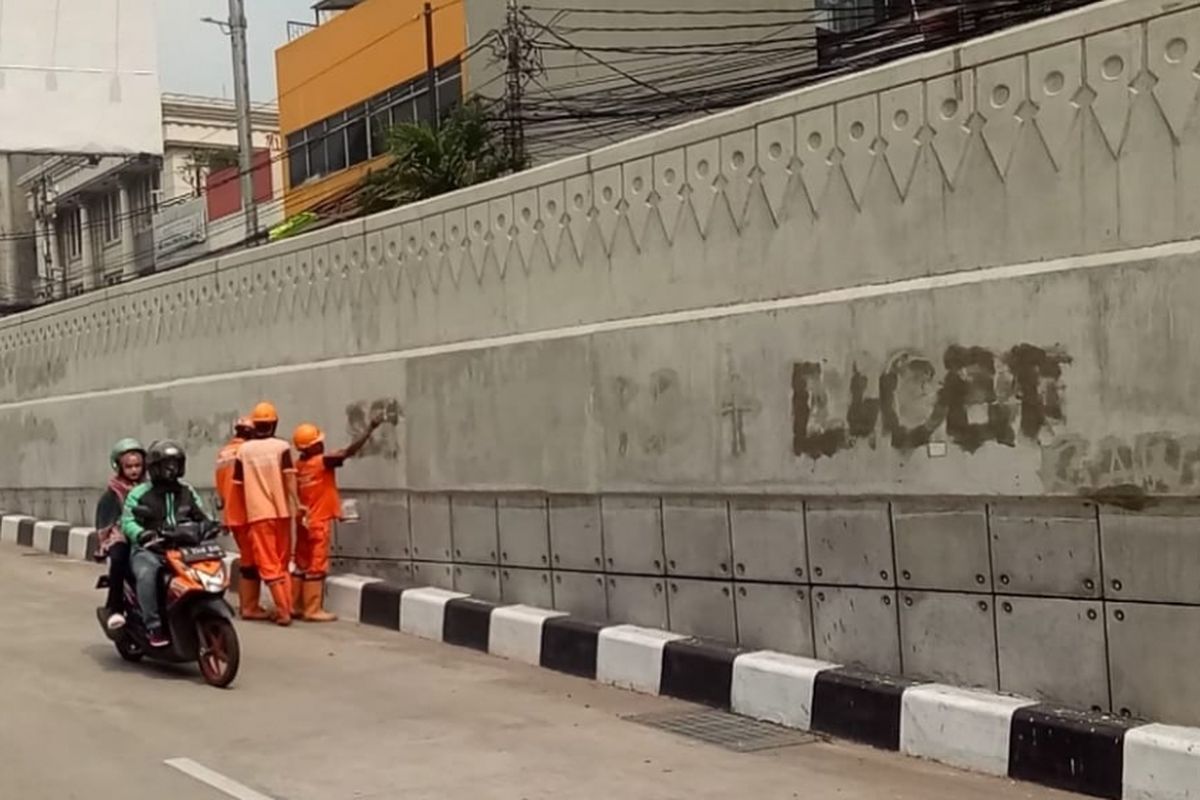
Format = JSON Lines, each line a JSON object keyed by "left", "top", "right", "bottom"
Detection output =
{"left": 292, "top": 423, "right": 324, "bottom": 450}
{"left": 251, "top": 401, "right": 279, "bottom": 424}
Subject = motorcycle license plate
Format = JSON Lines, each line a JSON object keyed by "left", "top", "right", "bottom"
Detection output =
{"left": 180, "top": 544, "right": 224, "bottom": 563}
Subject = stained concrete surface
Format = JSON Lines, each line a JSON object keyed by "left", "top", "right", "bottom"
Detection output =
{"left": 0, "top": 543, "right": 1071, "bottom": 800}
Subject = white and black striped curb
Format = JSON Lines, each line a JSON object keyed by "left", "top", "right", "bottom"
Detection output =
{"left": 327, "top": 575, "right": 1200, "bottom": 800}
{"left": 1, "top": 515, "right": 99, "bottom": 561}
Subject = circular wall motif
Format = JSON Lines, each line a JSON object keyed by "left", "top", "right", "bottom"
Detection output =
{"left": 1166, "top": 37, "right": 1188, "bottom": 64}
{"left": 1102, "top": 54, "right": 1125, "bottom": 80}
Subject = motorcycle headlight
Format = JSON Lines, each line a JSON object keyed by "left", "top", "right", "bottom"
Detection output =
{"left": 188, "top": 564, "right": 227, "bottom": 594}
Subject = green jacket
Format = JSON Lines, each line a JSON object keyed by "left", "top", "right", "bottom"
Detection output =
{"left": 121, "top": 480, "right": 208, "bottom": 546}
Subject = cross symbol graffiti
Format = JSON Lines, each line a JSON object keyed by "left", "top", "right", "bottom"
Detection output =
{"left": 721, "top": 372, "right": 761, "bottom": 458}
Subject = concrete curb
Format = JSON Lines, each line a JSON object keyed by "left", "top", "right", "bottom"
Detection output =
{"left": 3, "top": 510, "right": 1196, "bottom": 800}
{"left": 325, "top": 574, "right": 1200, "bottom": 800}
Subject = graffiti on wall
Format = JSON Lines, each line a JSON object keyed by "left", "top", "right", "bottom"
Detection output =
{"left": 1041, "top": 432, "right": 1200, "bottom": 499}
{"left": 609, "top": 369, "right": 692, "bottom": 458}
{"left": 792, "top": 343, "right": 1071, "bottom": 459}
{"left": 345, "top": 398, "right": 402, "bottom": 460}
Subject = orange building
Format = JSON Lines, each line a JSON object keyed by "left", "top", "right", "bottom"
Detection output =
{"left": 275, "top": 0, "right": 466, "bottom": 217}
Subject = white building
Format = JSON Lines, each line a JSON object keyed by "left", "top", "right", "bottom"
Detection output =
{"left": 18, "top": 93, "right": 282, "bottom": 301}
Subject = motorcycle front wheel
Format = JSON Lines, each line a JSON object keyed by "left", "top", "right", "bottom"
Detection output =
{"left": 196, "top": 616, "right": 240, "bottom": 688}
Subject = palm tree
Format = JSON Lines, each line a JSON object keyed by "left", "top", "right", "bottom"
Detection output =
{"left": 358, "top": 99, "right": 514, "bottom": 214}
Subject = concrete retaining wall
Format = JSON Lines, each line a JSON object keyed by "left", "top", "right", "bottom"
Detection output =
{"left": 3, "top": 0, "right": 1200, "bottom": 725}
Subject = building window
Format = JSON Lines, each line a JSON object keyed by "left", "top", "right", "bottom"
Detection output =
{"left": 287, "top": 131, "right": 307, "bottom": 188}
{"left": 99, "top": 191, "right": 121, "bottom": 244}
{"left": 63, "top": 208, "right": 82, "bottom": 260}
{"left": 130, "top": 176, "right": 155, "bottom": 232}
{"left": 285, "top": 56, "right": 463, "bottom": 189}
{"left": 327, "top": 111, "right": 349, "bottom": 172}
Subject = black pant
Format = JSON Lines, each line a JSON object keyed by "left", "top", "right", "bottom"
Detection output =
{"left": 105, "top": 542, "right": 131, "bottom": 613}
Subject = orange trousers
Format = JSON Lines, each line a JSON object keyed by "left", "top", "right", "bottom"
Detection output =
{"left": 295, "top": 517, "right": 332, "bottom": 578}
{"left": 246, "top": 518, "right": 292, "bottom": 583}
{"left": 229, "top": 523, "right": 253, "bottom": 569}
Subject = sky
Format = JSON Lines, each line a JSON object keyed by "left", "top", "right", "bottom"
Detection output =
{"left": 157, "top": 0, "right": 314, "bottom": 102}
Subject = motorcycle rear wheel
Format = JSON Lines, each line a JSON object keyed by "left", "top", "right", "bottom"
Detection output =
{"left": 196, "top": 616, "right": 240, "bottom": 688}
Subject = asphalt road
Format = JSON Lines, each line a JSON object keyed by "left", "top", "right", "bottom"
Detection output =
{"left": 0, "top": 542, "right": 1070, "bottom": 800}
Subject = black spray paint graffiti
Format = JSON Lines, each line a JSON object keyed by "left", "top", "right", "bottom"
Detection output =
{"left": 345, "top": 398, "right": 402, "bottom": 460}
{"left": 792, "top": 344, "right": 1070, "bottom": 459}
{"left": 1041, "top": 432, "right": 1200, "bottom": 498}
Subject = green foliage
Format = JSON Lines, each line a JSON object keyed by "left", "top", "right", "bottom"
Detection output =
{"left": 358, "top": 99, "right": 512, "bottom": 214}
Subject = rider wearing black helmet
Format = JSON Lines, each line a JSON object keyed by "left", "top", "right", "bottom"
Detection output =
{"left": 121, "top": 440, "right": 209, "bottom": 648}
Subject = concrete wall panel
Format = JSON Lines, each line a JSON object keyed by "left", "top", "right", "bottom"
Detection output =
{"left": 453, "top": 564, "right": 501, "bottom": 602}
{"left": 990, "top": 502, "right": 1101, "bottom": 598}
{"left": 899, "top": 591, "right": 999, "bottom": 690}
{"left": 451, "top": 495, "right": 498, "bottom": 564}
{"left": 812, "top": 586, "right": 901, "bottom": 674}
{"left": 500, "top": 567, "right": 554, "bottom": 608}
{"left": 996, "top": 595, "right": 1109, "bottom": 710}
{"left": 662, "top": 497, "right": 732, "bottom": 578}
{"left": 893, "top": 501, "right": 991, "bottom": 592}
{"left": 548, "top": 495, "right": 604, "bottom": 571}
{"left": 666, "top": 578, "right": 737, "bottom": 642}
{"left": 498, "top": 495, "right": 550, "bottom": 569}
{"left": 552, "top": 571, "right": 608, "bottom": 622}
{"left": 807, "top": 502, "right": 895, "bottom": 587}
{"left": 729, "top": 498, "right": 808, "bottom": 583}
{"left": 601, "top": 496, "right": 665, "bottom": 575}
{"left": 355, "top": 559, "right": 414, "bottom": 585}
{"left": 406, "top": 338, "right": 594, "bottom": 491}
{"left": 1100, "top": 510, "right": 1200, "bottom": 604}
{"left": 606, "top": 575, "right": 669, "bottom": 630}
{"left": 735, "top": 583, "right": 815, "bottom": 657}
{"left": 412, "top": 561, "right": 455, "bottom": 590}
{"left": 409, "top": 494, "right": 452, "bottom": 562}
{"left": 1107, "top": 602, "right": 1200, "bottom": 725}
{"left": 332, "top": 513, "right": 370, "bottom": 559}
{"left": 361, "top": 492, "right": 411, "bottom": 560}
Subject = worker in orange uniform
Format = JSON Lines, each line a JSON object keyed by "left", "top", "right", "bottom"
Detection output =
{"left": 234, "top": 401, "right": 303, "bottom": 626}
{"left": 215, "top": 416, "right": 268, "bottom": 620}
{"left": 291, "top": 413, "right": 385, "bottom": 621}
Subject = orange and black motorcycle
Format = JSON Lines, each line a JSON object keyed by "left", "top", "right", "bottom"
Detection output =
{"left": 95, "top": 519, "right": 240, "bottom": 688}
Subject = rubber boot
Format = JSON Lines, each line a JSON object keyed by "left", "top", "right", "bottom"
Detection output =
{"left": 267, "top": 577, "right": 292, "bottom": 626}
{"left": 302, "top": 578, "right": 337, "bottom": 622}
{"left": 291, "top": 573, "right": 304, "bottom": 620}
{"left": 238, "top": 574, "right": 270, "bottom": 621}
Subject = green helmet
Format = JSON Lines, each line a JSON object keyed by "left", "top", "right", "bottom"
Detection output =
{"left": 110, "top": 437, "right": 146, "bottom": 472}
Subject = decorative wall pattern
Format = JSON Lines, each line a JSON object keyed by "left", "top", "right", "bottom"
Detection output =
{"left": 0, "top": 0, "right": 1194, "bottom": 406}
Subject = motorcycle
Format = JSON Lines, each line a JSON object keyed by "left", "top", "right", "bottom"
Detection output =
{"left": 95, "top": 517, "right": 240, "bottom": 688}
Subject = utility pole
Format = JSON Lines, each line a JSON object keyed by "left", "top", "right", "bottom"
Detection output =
{"left": 32, "top": 177, "right": 61, "bottom": 300}
{"left": 504, "top": 0, "right": 525, "bottom": 169}
{"left": 228, "top": 0, "right": 259, "bottom": 241}
{"left": 423, "top": 3, "right": 439, "bottom": 128}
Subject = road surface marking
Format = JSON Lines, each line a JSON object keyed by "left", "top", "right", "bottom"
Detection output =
{"left": 164, "top": 758, "right": 276, "bottom": 800}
